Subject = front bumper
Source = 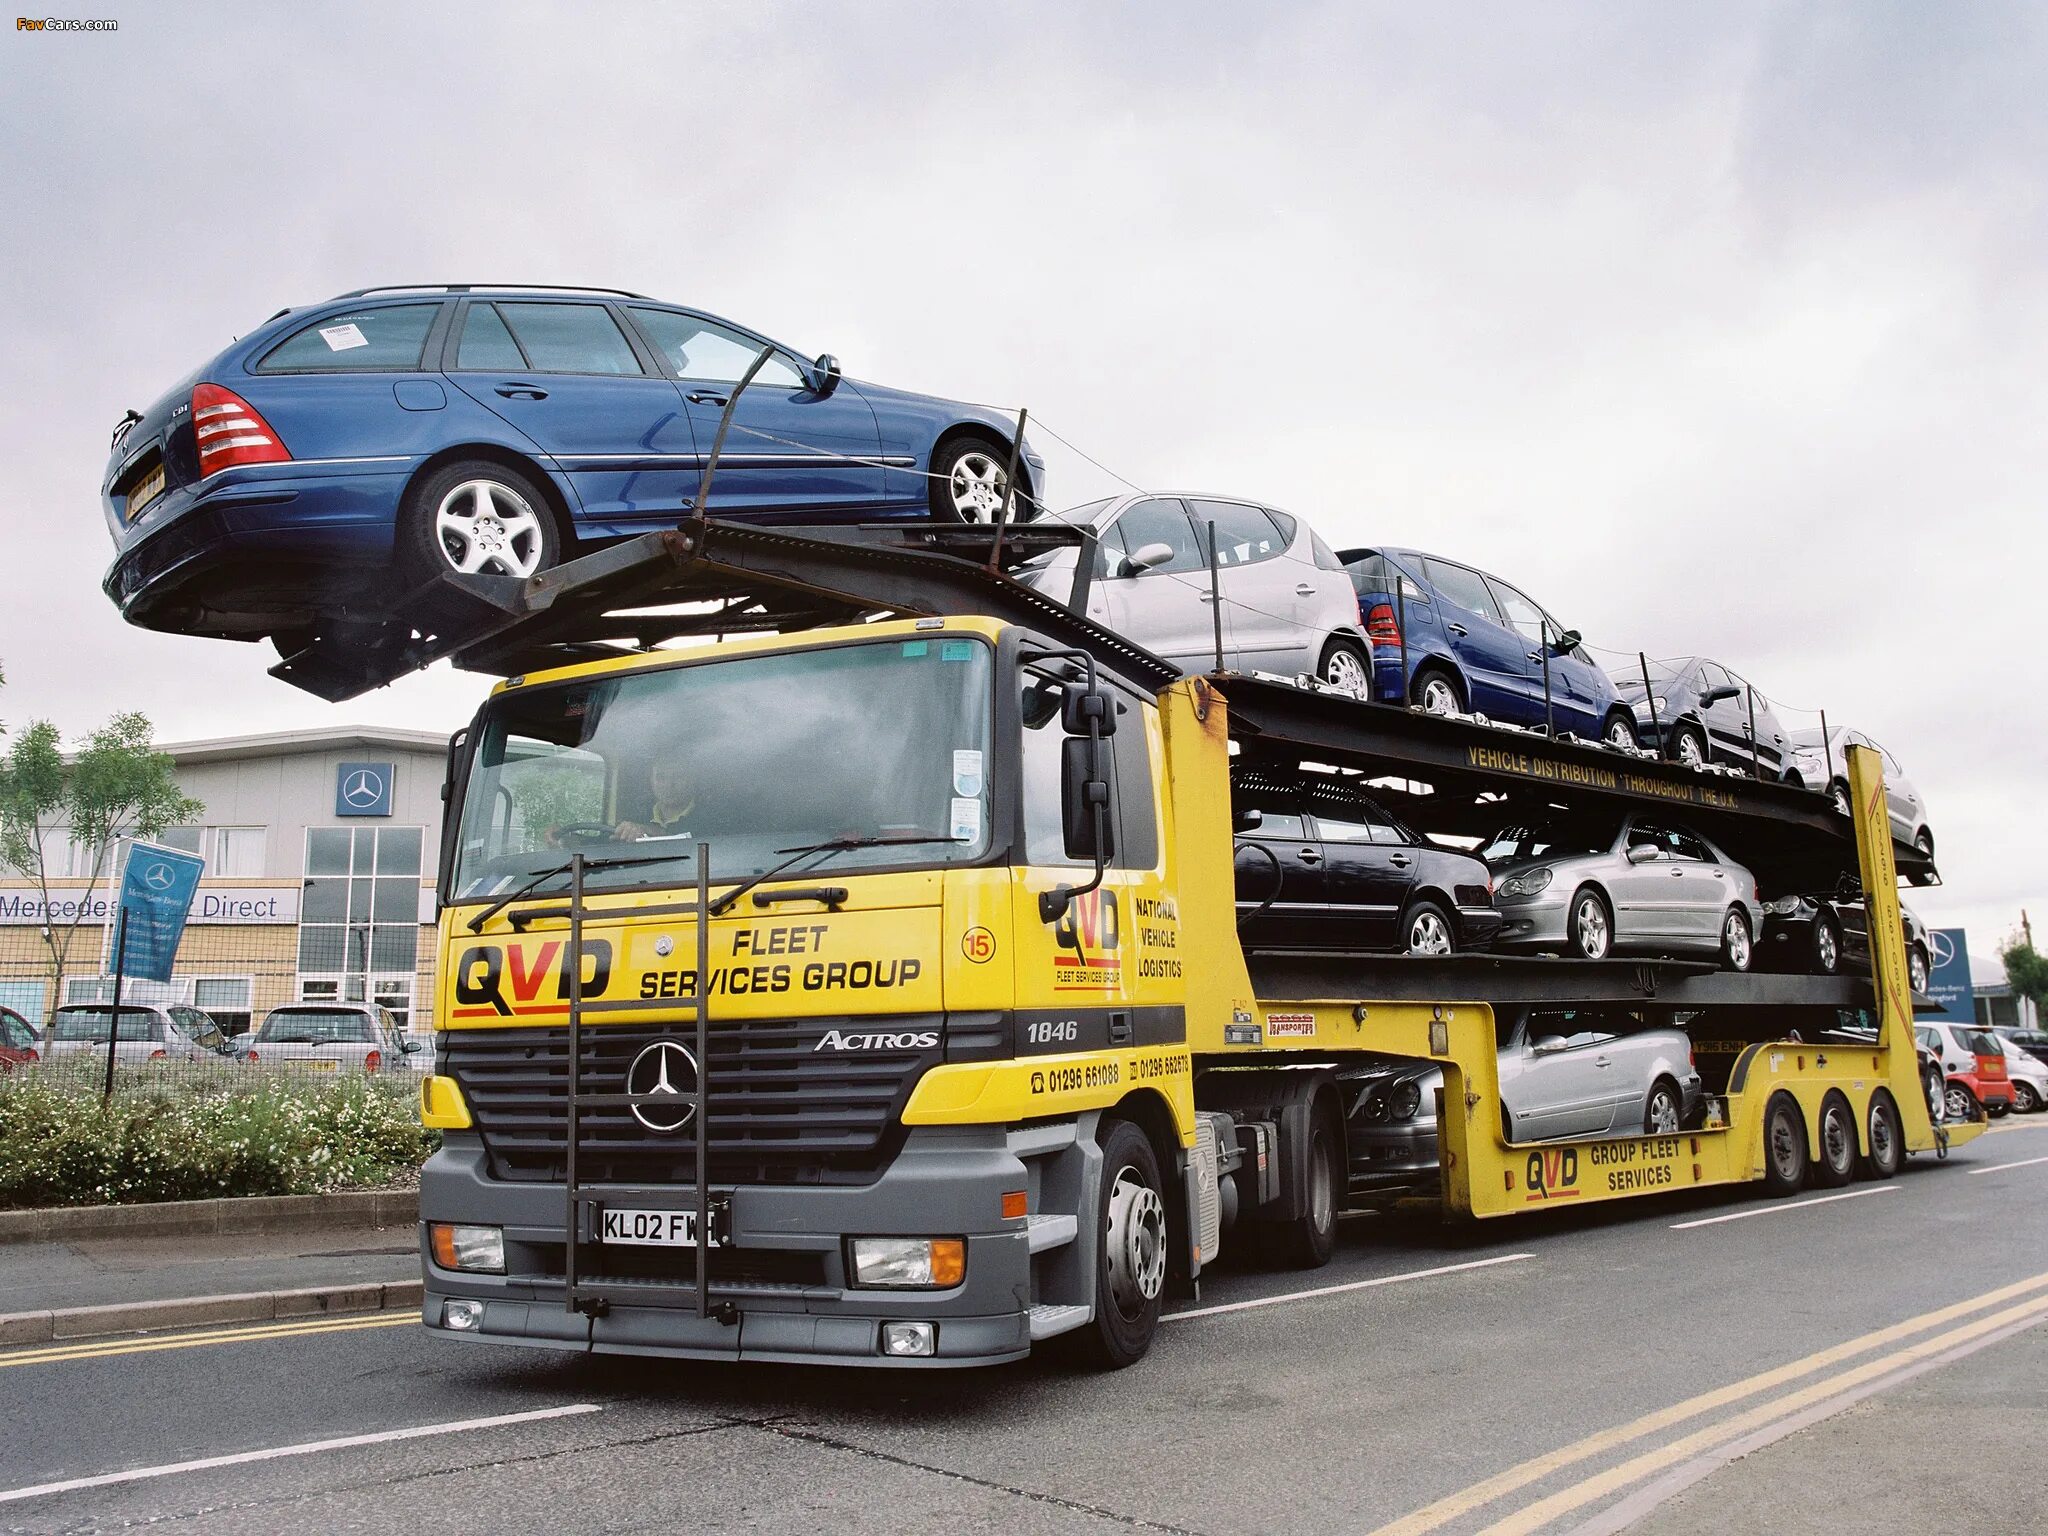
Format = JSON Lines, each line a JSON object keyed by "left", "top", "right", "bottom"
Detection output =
{"left": 1346, "top": 1121, "right": 1441, "bottom": 1193}
{"left": 419, "top": 1127, "right": 1045, "bottom": 1367}
{"left": 1492, "top": 894, "right": 1572, "bottom": 952}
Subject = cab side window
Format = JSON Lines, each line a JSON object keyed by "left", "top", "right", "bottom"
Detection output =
{"left": 1018, "top": 672, "right": 1158, "bottom": 869}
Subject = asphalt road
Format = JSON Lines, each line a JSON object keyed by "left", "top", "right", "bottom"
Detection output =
{"left": 5, "top": 1119, "right": 2045, "bottom": 1536}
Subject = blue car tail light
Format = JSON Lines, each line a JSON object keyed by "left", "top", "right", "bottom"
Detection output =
{"left": 192, "top": 383, "right": 291, "bottom": 478}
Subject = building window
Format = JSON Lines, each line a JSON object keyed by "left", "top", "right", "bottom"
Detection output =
{"left": 299, "top": 826, "right": 423, "bottom": 1022}
{"left": 156, "top": 826, "right": 204, "bottom": 857}
{"left": 210, "top": 827, "right": 265, "bottom": 878}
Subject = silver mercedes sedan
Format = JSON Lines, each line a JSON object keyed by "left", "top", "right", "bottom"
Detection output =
{"left": 1340, "top": 1006, "right": 1705, "bottom": 1198}
{"left": 1483, "top": 811, "right": 1764, "bottom": 969}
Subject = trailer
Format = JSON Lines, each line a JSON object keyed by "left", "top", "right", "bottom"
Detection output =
{"left": 355, "top": 516, "right": 1976, "bottom": 1369}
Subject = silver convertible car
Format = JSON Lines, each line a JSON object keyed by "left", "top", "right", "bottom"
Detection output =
{"left": 1483, "top": 812, "right": 1764, "bottom": 970}
{"left": 1340, "top": 1007, "right": 1704, "bottom": 1198}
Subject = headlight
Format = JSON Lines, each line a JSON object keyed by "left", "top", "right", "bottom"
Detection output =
{"left": 849, "top": 1237, "right": 966, "bottom": 1289}
{"left": 1500, "top": 868, "right": 1554, "bottom": 899}
{"left": 1633, "top": 696, "right": 1667, "bottom": 717}
{"left": 428, "top": 1223, "right": 504, "bottom": 1274}
{"left": 1762, "top": 897, "right": 1802, "bottom": 916}
{"left": 1391, "top": 1080, "right": 1423, "bottom": 1121}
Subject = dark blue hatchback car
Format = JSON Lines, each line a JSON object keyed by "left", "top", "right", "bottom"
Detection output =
{"left": 101, "top": 285, "right": 1043, "bottom": 641}
{"left": 1340, "top": 546, "right": 1640, "bottom": 747}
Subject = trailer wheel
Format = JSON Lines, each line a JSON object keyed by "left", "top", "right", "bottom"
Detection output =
{"left": 1277, "top": 1104, "right": 1340, "bottom": 1268}
{"left": 1863, "top": 1091, "right": 1904, "bottom": 1179}
{"left": 1762, "top": 1093, "right": 1808, "bottom": 1195}
{"left": 1073, "top": 1118, "right": 1167, "bottom": 1370}
{"left": 1811, "top": 1093, "right": 1857, "bottom": 1188}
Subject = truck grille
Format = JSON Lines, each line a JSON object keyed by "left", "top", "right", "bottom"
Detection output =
{"left": 441, "top": 1017, "right": 944, "bottom": 1185}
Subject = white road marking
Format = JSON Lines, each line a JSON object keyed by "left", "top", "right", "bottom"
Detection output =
{"left": 1968, "top": 1154, "right": 2048, "bottom": 1176}
{"left": 1669, "top": 1186, "right": 1898, "bottom": 1230}
{"left": 0, "top": 1403, "right": 602, "bottom": 1506}
{"left": 1164, "top": 1252, "right": 1534, "bottom": 1323}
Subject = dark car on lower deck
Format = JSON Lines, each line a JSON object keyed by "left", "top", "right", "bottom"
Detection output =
{"left": 1232, "top": 766, "right": 1500, "bottom": 954}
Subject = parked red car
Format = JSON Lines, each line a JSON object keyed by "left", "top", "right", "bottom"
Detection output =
{"left": 0, "top": 1006, "right": 40, "bottom": 1071}
{"left": 1917, "top": 1022, "right": 2012, "bottom": 1120}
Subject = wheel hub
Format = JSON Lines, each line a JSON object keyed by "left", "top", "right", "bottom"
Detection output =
{"left": 1105, "top": 1168, "right": 1166, "bottom": 1318}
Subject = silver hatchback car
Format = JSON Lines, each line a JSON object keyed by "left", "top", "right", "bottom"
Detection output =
{"left": 1021, "top": 494, "right": 1372, "bottom": 691}
{"left": 1341, "top": 1006, "right": 1704, "bottom": 1197}
{"left": 44, "top": 1003, "right": 229, "bottom": 1065}
{"left": 1484, "top": 812, "right": 1764, "bottom": 969}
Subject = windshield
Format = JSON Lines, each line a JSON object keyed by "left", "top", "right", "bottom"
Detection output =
{"left": 452, "top": 635, "right": 995, "bottom": 900}
{"left": 1481, "top": 817, "right": 1619, "bottom": 863}
{"left": 1611, "top": 659, "right": 1688, "bottom": 699}
{"left": 51, "top": 1008, "right": 159, "bottom": 1042}
{"left": 258, "top": 1009, "right": 375, "bottom": 1044}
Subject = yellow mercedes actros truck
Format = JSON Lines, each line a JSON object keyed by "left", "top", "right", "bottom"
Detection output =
{"left": 389, "top": 519, "right": 1973, "bottom": 1370}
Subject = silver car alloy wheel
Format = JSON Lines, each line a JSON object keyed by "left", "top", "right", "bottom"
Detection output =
{"left": 1647, "top": 1088, "right": 1680, "bottom": 1136}
{"left": 1408, "top": 909, "right": 1453, "bottom": 955}
{"left": 1574, "top": 895, "right": 1610, "bottom": 959}
{"left": 1724, "top": 912, "right": 1751, "bottom": 970}
{"left": 1104, "top": 1164, "right": 1167, "bottom": 1320}
{"left": 435, "top": 479, "right": 547, "bottom": 577}
{"left": 1815, "top": 921, "right": 1839, "bottom": 973}
{"left": 1830, "top": 782, "right": 1851, "bottom": 817}
{"left": 1909, "top": 949, "right": 1929, "bottom": 994}
{"left": 1605, "top": 719, "right": 1636, "bottom": 749}
{"left": 2016, "top": 1082, "right": 2040, "bottom": 1114}
{"left": 1324, "top": 648, "right": 1370, "bottom": 698}
{"left": 947, "top": 451, "right": 1010, "bottom": 523}
{"left": 1676, "top": 731, "right": 1705, "bottom": 768}
{"left": 1420, "top": 676, "right": 1460, "bottom": 716}
{"left": 1944, "top": 1083, "right": 1973, "bottom": 1121}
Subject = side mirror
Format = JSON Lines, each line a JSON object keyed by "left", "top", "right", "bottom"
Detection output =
{"left": 1551, "top": 628, "right": 1582, "bottom": 656}
{"left": 1234, "top": 808, "right": 1264, "bottom": 833}
{"left": 402, "top": 1038, "right": 425, "bottom": 1054}
{"left": 1531, "top": 1035, "right": 1569, "bottom": 1055}
{"left": 810, "top": 353, "right": 842, "bottom": 396}
{"left": 1122, "top": 542, "right": 1175, "bottom": 576}
{"left": 1060, "top": 682, "right": 1118, "bottom": 736}
{"left": 1059, "top": 737, "right": 1114, "bottom": 862}
{"left": 1626, "top": 843, "right": 1661, "bottom": 864}
{"left": 1698, "top": 685, "right": 1741, "bottom": 707}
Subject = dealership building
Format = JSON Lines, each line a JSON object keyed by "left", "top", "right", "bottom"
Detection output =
{"left": 0, "top": 727, "right": 449, "bottom": 1038}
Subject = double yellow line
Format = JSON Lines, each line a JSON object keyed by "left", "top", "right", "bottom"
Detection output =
{"left": 0, "top": 1311, "right": 415, "bottom": 1370}
{"left": 1369, "top": 1268, "right": 2048, "bottom": 1536}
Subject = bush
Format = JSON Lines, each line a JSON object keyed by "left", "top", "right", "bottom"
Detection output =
{"left": 0, "top": 1063, "right": 438, "bottom": 1209}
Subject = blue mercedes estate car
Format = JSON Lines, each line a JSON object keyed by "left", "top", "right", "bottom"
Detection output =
{"left": 1340, "top": 547, "right": 1640, "bottom": 748}
{"left": 101, "top": 285, "right": 1043, "bottom": 640}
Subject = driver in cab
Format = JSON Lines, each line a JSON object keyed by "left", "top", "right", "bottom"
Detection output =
{"left": 615, "top": 758, "right": 695, "bottom": 841}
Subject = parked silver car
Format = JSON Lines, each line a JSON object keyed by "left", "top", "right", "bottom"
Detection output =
{"left": 245, "top": 1003, "right": 423, "bottom": 1074}
{"left": 1021, "top": 494, "right": 1371, "bottom": 691}
{"left": 1341, "top": 1007, "right": 1704, "bottom": 1197}
{"left": 1484, "top": 812, "right": 1764, "bottom": 969}
{"left": 1785, "top": 726, "right": 1934, "bottom": 862}
{"left": 44, "top": 1003, "right": 229, "bottom": 1065}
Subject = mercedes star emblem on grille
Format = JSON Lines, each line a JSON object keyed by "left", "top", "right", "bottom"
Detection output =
{"left": 625, "top": 1039, "right": 699, "bottom": 1133}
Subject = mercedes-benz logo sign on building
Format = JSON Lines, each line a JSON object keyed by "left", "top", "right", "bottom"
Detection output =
{"left": 626, "top": 1040, "right": 700, "bottom": 1133}
{"left": 334, "top": 761, "right": 394, "bottom": 818}
{"left": 1929, "top": 931, "right": 1957, "bottom": 970}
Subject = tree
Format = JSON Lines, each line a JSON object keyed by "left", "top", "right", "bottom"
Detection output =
{"left": 0, "top": 712, "right": 202, "bottom": 1014}
{"left": 2001, "top": 935, "right": 2048, "bottom": 1012}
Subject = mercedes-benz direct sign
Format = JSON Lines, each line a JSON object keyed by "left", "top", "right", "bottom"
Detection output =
{"left": 335, "top": 761, "right": 394, "bottom": 818}
{"left": 626, "top": 1039, "right": 700, "bottom": 1133}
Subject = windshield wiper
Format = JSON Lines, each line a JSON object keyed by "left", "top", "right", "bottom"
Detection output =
{"left": 464, "top": 848, "right": 704, "bottom": 932}
{"left": 705, "top": 832, "right": 962, "bottom": 917}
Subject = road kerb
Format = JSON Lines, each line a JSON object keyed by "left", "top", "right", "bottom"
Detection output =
{"left": 0, "top": 1278, "right": 422, "bottom": 1346}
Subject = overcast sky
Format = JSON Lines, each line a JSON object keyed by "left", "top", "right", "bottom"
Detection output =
{"left": 1, "top": 2, "right": 2040, "bottom": 979}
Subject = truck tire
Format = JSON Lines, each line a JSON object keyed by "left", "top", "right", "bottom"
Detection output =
{"left": 1273, "top": 1099, "right": 1341, "bottom": 1268}
{"left": 1073, "top": 1118, "right": 1167, "bottom": 1370}
{"left": 1762, "top": 1093, "right": 1808, "bottom": 1196}
{"left": 1862, "top": 1091, "right": 1904, "bottom": 1179}
{"left": 1810, "top": 1093, "right": 1857, "bottom": 1188}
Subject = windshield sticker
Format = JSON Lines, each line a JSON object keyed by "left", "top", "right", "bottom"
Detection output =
{"left": 941, "top": 640, "right": 975, "bottom": 662}
{"left": 950, "top": 796, "right": 982, "bottom": 843}
{"left": 318, "top": 322, "right": 369, "bottom": 352}
{"left": 952, "top": 748, "right": 985, "bottom": 798}
{"left": 899, "top": 641, "right": 929, "bottom": 658}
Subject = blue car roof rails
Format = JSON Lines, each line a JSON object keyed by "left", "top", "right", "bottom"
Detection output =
{"left": 329, "top": 283, "right": 653, "bottom": 300}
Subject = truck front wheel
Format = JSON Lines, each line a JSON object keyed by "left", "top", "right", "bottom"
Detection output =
{"left": 1075, "top": 1118, "right": 1168, "bottom": 1370}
